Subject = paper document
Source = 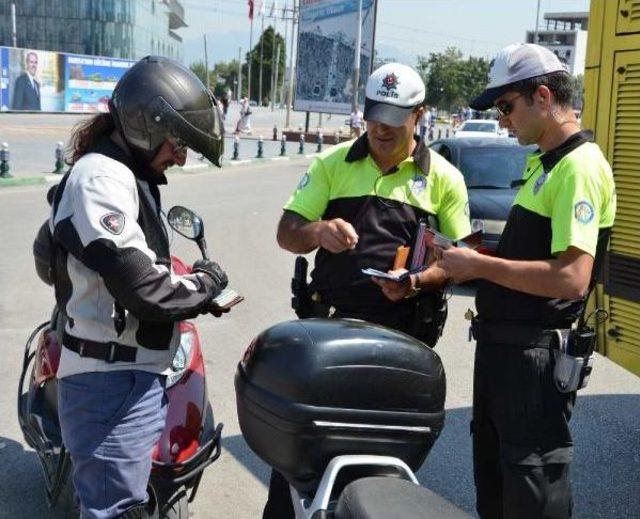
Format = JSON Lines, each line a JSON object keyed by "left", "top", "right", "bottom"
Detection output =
{"left": 424, "top": 229, "right": 483, "bottom": 250}
{"left": 361, "top": 266, "right": 426, "bottom": 282}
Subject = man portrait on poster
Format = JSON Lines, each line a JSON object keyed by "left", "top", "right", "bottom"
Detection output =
{"left": 12, "top": 51, "right": 41, "bottom": 111}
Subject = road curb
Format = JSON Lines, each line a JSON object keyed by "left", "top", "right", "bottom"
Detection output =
{"left": 0, "top": 153, "right": 315, "bottom": 188}
{"left": 181, "top": 163, "right": 210, "bottom": 171}
{"left": 0, "top": 175, "right": 46, "bottom": 188}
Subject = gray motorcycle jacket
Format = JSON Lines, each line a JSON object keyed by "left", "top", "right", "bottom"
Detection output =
{"left": 50, "top": 137, "right": 217, "bottom": 378}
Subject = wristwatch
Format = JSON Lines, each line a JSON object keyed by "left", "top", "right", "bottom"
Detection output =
{"left": 404, "top": 274, "right": 422, "bottom": 299}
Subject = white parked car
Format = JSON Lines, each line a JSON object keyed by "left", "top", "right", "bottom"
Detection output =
{"left": 454, "top": 119, "right": 508, "bottom": 138}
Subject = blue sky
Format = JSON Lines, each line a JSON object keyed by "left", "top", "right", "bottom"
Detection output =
{"left": 180, "top": 0, "right": 591, "bottom": 66}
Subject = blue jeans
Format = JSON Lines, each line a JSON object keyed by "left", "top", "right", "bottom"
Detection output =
{"left": 58, "top": 370, "right": 167, "bottom": 519}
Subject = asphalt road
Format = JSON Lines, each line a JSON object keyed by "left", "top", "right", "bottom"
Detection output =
{"left": 0, "top": 160, "right": 638, "bottom": 518}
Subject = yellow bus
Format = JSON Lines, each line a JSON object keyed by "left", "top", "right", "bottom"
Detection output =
{"left": 583, "top": 0, "right": 640, "bottom": 376}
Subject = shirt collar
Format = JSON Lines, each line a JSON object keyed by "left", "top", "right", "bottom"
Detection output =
{"left": 538, "top": 130, "right": 592, "bottom": 172}
{"left": 344, "top": 133, "right": 431, "bottom": 175}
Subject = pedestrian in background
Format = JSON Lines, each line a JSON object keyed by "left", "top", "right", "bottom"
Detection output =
{"left": 349, "top": 108, "right": 363, "bottom": 137}
{"left": 436, "top": 43, "right": 616, "bottom": 519}
{"left": 419, "top": 106, "right": 431, "bottom": 141}
{"left": 235, "top": 96, "right": 252, "bottom": 134}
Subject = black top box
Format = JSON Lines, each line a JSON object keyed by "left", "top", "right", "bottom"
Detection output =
{"left": 235, "top": 319, "right": 446, "bottom": 493}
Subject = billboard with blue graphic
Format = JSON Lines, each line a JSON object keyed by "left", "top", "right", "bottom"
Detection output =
{"left": 0, "top": 46, "right": 134, "bottom": 113}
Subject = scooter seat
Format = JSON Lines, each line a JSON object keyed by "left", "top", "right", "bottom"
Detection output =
{"left": 334, "top": 477, "right": 469, "bottom": 519}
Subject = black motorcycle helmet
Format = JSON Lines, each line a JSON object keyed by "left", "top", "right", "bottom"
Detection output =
{"left": 109, "top": 55, "right": 224, "bottom": 166}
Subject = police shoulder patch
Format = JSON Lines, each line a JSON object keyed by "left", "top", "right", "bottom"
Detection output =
{"left": 533, "top": 172, "right": 547, "bottom": 195}
{"left": 411, "top": 173, "right": 426, "bottom": 195}
{"left": 100, "top": 212, "right": 125, "bottom": 235}
{"left": 574, "top": 200, "right": 594, "bottom": 224}
{"left": 297, "top": 172, "right": 310, "bottom": 190}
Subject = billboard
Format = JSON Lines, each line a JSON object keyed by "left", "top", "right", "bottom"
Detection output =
{"left": 294, "top": 0, "right": 377, "bottom": 115}
{"left": 0, "top": 46, "right": 134, "bottom": 113}
{"left": 64, "top": 55, "right": 133, "bottom": 113}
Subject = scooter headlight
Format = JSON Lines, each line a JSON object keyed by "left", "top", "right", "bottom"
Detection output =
{"left": 166, "top": 330, "right": 195, "bottom": 388}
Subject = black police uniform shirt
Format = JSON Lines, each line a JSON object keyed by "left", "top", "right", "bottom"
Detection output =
{"left": 50, "top": 138, "right": 217, "bottom": 378}
{"left": 476, "top": 131, "right": 616, "bottom": 326}
{"left": 284, "top": 134, "right": 471, "bottom": 313}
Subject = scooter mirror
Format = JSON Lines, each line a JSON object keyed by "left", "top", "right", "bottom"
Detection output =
{"left": 167, "top": 205, "right": 204, "bottom": 241}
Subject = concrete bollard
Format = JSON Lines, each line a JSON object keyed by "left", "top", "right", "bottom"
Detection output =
{"left": 298, "top": 133, "right": 305, "bottom": 154}
{"left": 0, "top": 142, "right": 11, "bottom": 178}
{"left": 257, "top": 136, "right": 264, "bottom": 158}
{"left": 273, "top": 125, "right": 278, "bottom": 141}
{"left": 446, "top": 128, "right": 450, "bottom": 138}
{"left": 316, "top": 131, "right": 323, "bottom": 153}
{"left": 280, "top": 134, "right": 287, "bottom": 156}
{"left": 54, "top": 141, "right": 65, "bottom": 174}
{"left": 232, "top": 135, "right": 240, "bottom": 160}
{"left": 334, "top": 130, "right": 340, "bottom": 144}
{"left": 438, "top": 128, "right": 442, "bottom": 139}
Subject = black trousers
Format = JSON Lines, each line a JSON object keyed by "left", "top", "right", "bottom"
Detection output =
{"left": 263, "top": 469, "right": 295, "bottom": 519}
{"left": 473, "top": 341, "right": 576, "bottom": 519}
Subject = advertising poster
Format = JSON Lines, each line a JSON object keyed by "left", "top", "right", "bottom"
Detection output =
{"left": 294, "top": 0, "right": 377, "bottom": 114}
{"left": 64, "top": 54, "right": 134, "bottom": 113}
{"left": 0, "top": 47, "right": 8, "bottom": 110}
{"left": 1, "top": 47, "right": 65, "bottom": 112}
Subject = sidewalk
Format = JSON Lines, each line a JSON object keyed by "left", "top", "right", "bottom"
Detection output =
{"left": 0, "top": 107, "right": 454, "bottom": 185}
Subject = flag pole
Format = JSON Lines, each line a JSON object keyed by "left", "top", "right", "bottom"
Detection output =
{"left": 259, "top": 11, "right": 265, "bottom": 106}
{"left": 270, "top": 2, "right": 278, "bottom": 111}
{"left": 248, "top": 7, "right": 254, "bottom": 102}
{"left": 285, "top": 0, "right": 297, "bottom": 128}
{"left": 352, "top": 0, "right": 363, "bottom": 113}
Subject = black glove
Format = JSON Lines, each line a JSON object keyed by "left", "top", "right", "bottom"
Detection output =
{"left": 192, "top": 259, "right": 228, "bottom": 296}
{"left": 208, "top": 305, "right": 231, "bottom": 318}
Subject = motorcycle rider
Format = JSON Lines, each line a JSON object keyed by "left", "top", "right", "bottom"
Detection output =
{"left": 48, "top": 56, "right": 227, "bottom": 518}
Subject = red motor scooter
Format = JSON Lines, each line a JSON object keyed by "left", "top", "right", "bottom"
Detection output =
{"left": 18, "top": 205, "right": 235, "bottom": 518}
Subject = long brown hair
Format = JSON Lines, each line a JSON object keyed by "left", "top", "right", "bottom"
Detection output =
{"left": 67, "top": 112, "right": 115, "bottom": 166}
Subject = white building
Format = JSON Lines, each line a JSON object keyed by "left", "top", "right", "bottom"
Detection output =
{"left": 526, "top": 12, "right": 588, "bottom": 76}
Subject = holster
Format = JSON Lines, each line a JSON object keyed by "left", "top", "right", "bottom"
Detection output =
{"left": 410, "top": 291, "right": 448, "bottom": 348}
{"left": 291, "top": 256, "right": 331, "bottom": 319}
{"left": 553, "top": 327, "right": 596, "bottom": 393}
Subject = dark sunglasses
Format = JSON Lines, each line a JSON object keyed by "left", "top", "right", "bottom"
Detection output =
{"left": 494, "top": 93, "right": 524, "bottom": 117}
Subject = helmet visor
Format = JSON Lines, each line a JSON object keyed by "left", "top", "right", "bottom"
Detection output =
{"left": 149, "top": 94, "right": 225, "bottom": 166}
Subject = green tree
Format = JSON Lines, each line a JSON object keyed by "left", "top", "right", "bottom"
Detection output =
{"left": 245, "top": 26, "right": 286, "bottom": 104}
{"left": 190, "top": 59, "right": 245, "bottom": 99}
{"left": 417, "top": 47, "right": 490, "bottom": 112}
{"left": 211, "top": 60, "right": 241, "bottom": 98}
{"left": 570, "top": 74, "right": 584, "bottom": 110}
{"left": 189, "top": 61, "right": 216, "bottom": 90}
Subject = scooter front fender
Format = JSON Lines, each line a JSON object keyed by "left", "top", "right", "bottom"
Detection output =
{"left": 153, "top": 321, "right": 209, "bottom": 466}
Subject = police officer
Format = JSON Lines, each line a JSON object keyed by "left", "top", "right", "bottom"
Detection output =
{"left": 49, "top": 56, "right": 228, "bottom": 518}
{"left": 436, "top": 44, "right": 616, "bottom": 518}
{"left": 268, "top": 62, "right": 471, "bottom": 518}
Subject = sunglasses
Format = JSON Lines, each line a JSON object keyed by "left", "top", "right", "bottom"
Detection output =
{"left": 494, "top": 93, "right": 524, "bottom": 117}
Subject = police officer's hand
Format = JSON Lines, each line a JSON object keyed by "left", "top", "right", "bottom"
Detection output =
{"left": 434, "top": 246, "right": 480, "bottom": 284}
{"left": 372, "top": 269, "right": 414, "bottom": 302}
{"left": 318, "top": 218, "right": 359, "bottom": 253}
{"left": 192, "top": 259, "right": 229, "bottom": 295}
